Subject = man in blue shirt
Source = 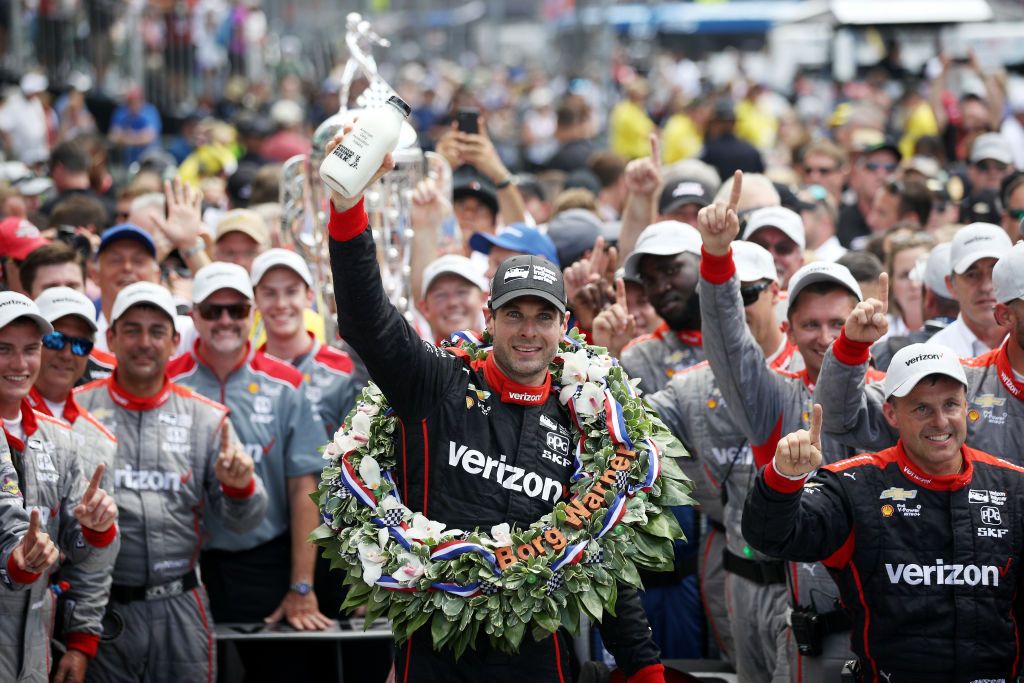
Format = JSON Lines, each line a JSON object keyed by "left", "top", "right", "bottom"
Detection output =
{"left": 108, "top": 85, "right": 161, "bottom": 166}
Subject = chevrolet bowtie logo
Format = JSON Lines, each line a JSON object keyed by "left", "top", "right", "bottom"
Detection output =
{"left": 880, "top": 487, "right": 918, "bottom": 501}
{"left": 973, "top": 394, "right": 1006, "bottom": 409}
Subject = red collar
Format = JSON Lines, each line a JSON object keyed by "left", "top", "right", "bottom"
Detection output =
{"left": 653, "top": 322, "right": 702, "bottom": 347}
{"left": 995, "top": 342, "right": 1024, "bottom": 399}
{"left": 107, "top": 373, "right": 173, "bottom": 411}
{"left": 770, "top": 338, "right": 798, "bottom": 370}
{"left": 479, "top": 354, "right": 551, "bottom": 406}
{"left": 896, "top": 440, "right": 972, "bottom": 492}
{"left": 27, "top": 386, "right": 81, "bottom": 424}
{"left": 2, "top": 400, "right": 40, "bottom": 451}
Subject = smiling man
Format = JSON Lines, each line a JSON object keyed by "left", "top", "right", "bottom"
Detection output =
{"left": 619, "top": 220, "right": 704, "bottom": 394}
{"left": 416, "top": 254, "right": 488, "bottom": 345}
{"left": 744, "top": 345, "right": 1024, "bottom": 681}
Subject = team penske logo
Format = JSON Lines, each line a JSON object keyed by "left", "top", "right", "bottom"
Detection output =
{"left": 885, "top": 559, "right": 1004, "bottom": 586}
{"left": 448, "top": 441, "right": 564, "bottom": 503}
{"left": 114, "top": 465, "right": 187, "bottom": 492}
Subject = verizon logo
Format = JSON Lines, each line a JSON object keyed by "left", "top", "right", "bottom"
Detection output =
{"left": 114, "top": 465, "right": 185, "bottom": 492}
{"left": 508, "top": 391, "right": 542, "bottom": 402}
{"left": 885, "top": 559, "right": 1003, "bottom": 587}
{"left": 448, "top": 441, "right": 563, "bottom": 503}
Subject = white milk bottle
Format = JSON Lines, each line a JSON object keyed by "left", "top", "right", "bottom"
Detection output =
{"left": 319, "top": 95, "right": 411, "bottom": 198}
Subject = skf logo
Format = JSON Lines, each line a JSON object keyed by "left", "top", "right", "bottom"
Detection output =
{"left": 880, "top": 487, "right": 917, "bottom": 502}
{"left": 979, "top": 528, "right": 1009, "bottom": 538}
{"left": 981, "top": 506, "right": 1002, "bottom": 526}
{"left": 881, "top": 504, "right": 895, "bottom": 517}
{"left": 973, "top": 394, "right": 1006, "bottom": 408}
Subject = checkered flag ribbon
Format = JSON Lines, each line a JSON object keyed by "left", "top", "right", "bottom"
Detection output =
{"left": 614, "top": 470, "right": 629, "bottom": 491}
{"left": 479, "top": 581, "right": 499, "bottom": 596}
{"left": 336, "top": 485, "right": 353, "bottom": 500}
{"left": 545, "top": 570, "right": 564, "bottom": 595}
{"left": 585, "top": 547, "right": 604, "bottom": 564}
{"left": 380, "top": 508, "right": 405, "bottom": 527}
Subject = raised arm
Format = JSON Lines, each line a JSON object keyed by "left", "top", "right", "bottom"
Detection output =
{"left": 616, "top": 135, "right": 662, "bottom": 265}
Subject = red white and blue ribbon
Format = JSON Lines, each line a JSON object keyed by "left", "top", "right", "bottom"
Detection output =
{"left": 603, "top": 389, "right": 634, "bottom": 451}
{"left": 430, "top": 539, "right": 501, "bottom": 575}
{"left": 375, "top": 576, "right": 419, "bottom": 592}
{"left": 635, "top": 439, "right": 661, "bottom": 494}
{"left": 595, "top": 493, "right": 628, "bottom": 539}
{"left": 570, "top": 439, "right": 586, "bottom": 483}
{"left": 340, "top": 455, "right": 379, "bottom": 508}
{"left": 550, "top": 542, "right": 587, "bottom": 572}
{"left": 431, "top": 581, "right": 483, "bottom": 598}
{"left": 566, "top": 396, "right": 585, "bottom": 434}
{"left": 450, "top": 330, "right": 483, "bottom": 346}
{"left": 370, "top": 519, "right": 413, "bottom": 550}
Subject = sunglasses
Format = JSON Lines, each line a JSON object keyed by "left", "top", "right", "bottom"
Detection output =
{"left": 1008, "top": 208, "right": 1024, "bottom": 222}
{"left": 976, "top": 160, "right": 1008, "bottom": 173}
{"left": 751, "top": 238, "right": 799, "bottom": 257}
{"left": 196, "top": 302, "right": 251, "bottom": 321}
{"left": 864, "top": 161, "right": 898, "bottom": 173}
{"left": 42, "top": 331, "right": 94, "bottom": 357}
{"left": 740, "top": 281, "right": 772, "bottom": 306}
{"left": 804, "top": 166, "right": 837, "bottom": 176}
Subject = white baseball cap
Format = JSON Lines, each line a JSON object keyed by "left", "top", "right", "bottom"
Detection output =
{"left": 110, "top": 282, "right": 178, "bottom": 331}
{"left": 884, "top": 342, "right": 967, "bottom": 399}
{"left": 192, "top": 262, "right": 254, "bottom": 304}
{"left": 786, "top": 261, "right": 862, "bottom": 315}
{"left": 623, "top": 221, "right": 702, "bottom": 279}
{"left": 732, "top": 241, "right": 777, "bottom": 283}
{"left": 34, "top": 287, "right": 98, "bottom": 331}
{"left": 969, "top": 132, "right": 1013, "bottom": 166}
{"left": 742, "top": 206, "right": 806, "bottom": 251}
{"left": 993, "top": 240, "right": 1024, "bottom": 304}
{"left": 949, "top": 223, "right": 1012, "bottom": 275}
{"left": 0, "top": 292, "right": 52, "bottom": 335}
{"left": 251, "top": 248, "right": 313, "bottom": 289}
{"left": 917, "top": 242, "right": 954, "bottom": 299}
{"left": 422, "top": 254, "right": 487, "bottom": 295}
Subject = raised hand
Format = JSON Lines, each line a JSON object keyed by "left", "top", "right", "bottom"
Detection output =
{"left": 325, "top": 123, "right": 396, "bottom": 213}
{"left": 215, "top": 426, "right": 255, "bottom": 490}
{"left": 11, "top": 509, "right": 59, "bottom": 578}
{"left": 73, "top": 464, "right": 117, "bottom": 533}
{"left": 696, "top": 170, "right": 743, "bottom": 256}
{"left": 773, "top": 404, "right": 823, "bottom": 478}
{"left": 845, "top": 272, "right": 889, "bottom": 344}
{"left": 162, "top": 177, "right": 205, "bottom": 251}
{"left": 623, "top": 134, "right": 662, "bottom": 197}
{"left": 592, "top": 278, "right": 637, "bottom": 358}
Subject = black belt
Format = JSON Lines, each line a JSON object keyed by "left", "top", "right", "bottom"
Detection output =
{"left": 111, "top": 570, "right": 199, "bottom": 602}
{"left": 722, "top": 548, "right": 787, "bottom": 585}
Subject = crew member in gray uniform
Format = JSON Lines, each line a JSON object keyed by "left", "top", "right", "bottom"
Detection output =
{"left": 643, "top": 241, "right": 799, "bottom": 666}
{"left": 0, "top": 292, "right": 120, "bottom": 683}
{"left": 696, "top": 173, "right": 879, "bottom": 682}
{"left": 251, "top": 248, "right": 358, "bottom": 436}
{"left": 619, "top": 220, "right": 705, "bottom": 395}
{"left": 76, "top": 282, "right": 266, "bottom": 683}
{"left": 817, "top": 239, "right": 1024, "bottom": 464}
{"left": 27, "top": 287, "right": 121, "bottom": 683}
{"left": 167, "top": 262, "right": 332, "bottom": 680}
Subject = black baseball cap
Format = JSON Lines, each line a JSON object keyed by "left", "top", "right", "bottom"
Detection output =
{"left": 452, "top": 165, "right": 499, "bottom": 217}
{"left": 658, "top": 177, "right": 713, "bottom": 215}
{"left": 489, "top": 254, "right": 566, "bottom": 314}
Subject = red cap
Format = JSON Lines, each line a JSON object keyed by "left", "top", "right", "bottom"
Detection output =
{"left": 0, "top": 217, "right": 50, "bottom": 260}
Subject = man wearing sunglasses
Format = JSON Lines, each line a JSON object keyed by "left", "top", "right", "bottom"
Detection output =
{"left": 76, "top": 281, "right": 266, "bottom": 683}
{"left": 741, "top": 206, "right": 805, "bottom": 290}
{"left": 0, "top": 291, "right": 120, "bottom": 683}
{"left": 636, "top": 241, "right": 798, "bottom": 674}
{"left": 24, "top": 287, "right": 119, "bottom": 683}
{"left": 837, "top": 138, "right": 901, "bottom": 249}
{"left": 967, "top": 132, "right": 1013, "bottom": 193}
{"left": 167, "top": 262, "right": 332, "bottom": 681}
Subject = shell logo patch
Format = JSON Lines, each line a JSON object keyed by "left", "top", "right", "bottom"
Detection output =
{"left": 881, "top": 504, "right": 895, "bottom": 518}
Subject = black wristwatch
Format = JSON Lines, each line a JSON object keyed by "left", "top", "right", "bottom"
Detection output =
{"left": 494, "top": 174, "right": 518, "bottom": 190}
{"left": 289, "top": 581, "right": 312, "bottom": 596}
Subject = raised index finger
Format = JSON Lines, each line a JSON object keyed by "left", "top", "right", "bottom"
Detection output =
{"left": 27, "top": 509, "right": 40, "bottom": 539}
{"left": 878, "top": 271, "right": 889, "bottom": 314}
{"left": 220, "top": 424, "right": 230, "bottom": 456}
{"left": 649, "top": 133, "right": 661, "bottom": 168}
{"left": 728, "top": 170, "right": 743, "bottom": 214}
{"left": 809, "top": 403, "right": 823, "bottom": 448}
{"left": 615, "top": 277, "right": 627, "bottom": 307}
{"left": 86, "top": 464, "right": 104, "bottom": 497}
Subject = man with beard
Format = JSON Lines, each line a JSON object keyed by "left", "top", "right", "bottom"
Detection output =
{"left": 817, "top": 240, "right": 1024, "bottom": 466}
{"left": 166, "top": 263, "right": 333, "bottom": 682}
{"left": 619, "top": 221, "right": 704, "bottom": 394}
{"left": 697, "top": 172, "right": 881, "bottom": 681}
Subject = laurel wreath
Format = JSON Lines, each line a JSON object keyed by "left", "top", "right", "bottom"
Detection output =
{"left": 311, "top": 329, "right": 692, "bottom": 658}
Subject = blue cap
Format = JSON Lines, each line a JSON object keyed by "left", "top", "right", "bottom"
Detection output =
{"left": 468, "top": 224, "right": 560, "bottom": 267}
{"left": 99, "top": 224, "right": 157, "bottom": 259}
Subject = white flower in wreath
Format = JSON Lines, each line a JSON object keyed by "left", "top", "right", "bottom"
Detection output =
{"left": 357, "top": 401, "right": 380, "bottom": 417}
{"left": 559, "top": 382, "right": 605, "bottom": 415}
{"left": 488, "top": 522, "right": 512, "bottom": 547}
{"left": 322, "top": 441, "right": 341, "bottom": 461}
{"left": 357, "top": 528, "right": 390, "bottom": 584}
{"left": 359, "top": 455, "right": 382, "bottom": 490}
{"left": 586, "top": 356, "right": 613, "bottom": 383}
{"left": 404, "top": 513, "right": 450, "bottom": 543}
{"left": 334, "top": 411, "right": 372, "bottom": 454}
{"left": 392, "top": 552, "right": 426, "bottom": 584}
{"left": 559, "top": 349, "right": 590, "bottom": 384}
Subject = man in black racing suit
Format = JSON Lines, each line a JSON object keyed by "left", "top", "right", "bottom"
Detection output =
{"left": 325, "top": 137, "right": 665, "bottom": 683}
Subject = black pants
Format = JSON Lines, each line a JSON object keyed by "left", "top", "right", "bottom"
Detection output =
{"left": 201, "top": 533, "right": 391, "bottom": 682}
